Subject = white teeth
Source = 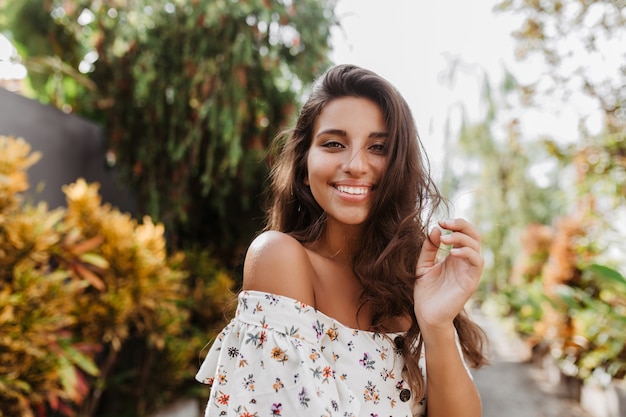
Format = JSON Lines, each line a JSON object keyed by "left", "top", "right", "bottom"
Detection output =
{"left": 336, "top": 185, "right": 369, "bottom": 195}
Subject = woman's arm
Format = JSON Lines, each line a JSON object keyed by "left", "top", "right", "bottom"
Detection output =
{"left": 413, "top": 218, "right": 484, "bottom": 417}
{"left": 421, "top": 324, "right": 482, "bottom": 417}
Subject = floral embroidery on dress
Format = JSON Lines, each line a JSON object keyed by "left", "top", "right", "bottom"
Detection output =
{"left": 196, "top": 290, "right": 431, "bottom": 417}
{"left": 244, "top": 330, "right": 266, "bottom": 348}
{"left": 313, "top": 320, "right": 325, "bottom": 339}
{"left": 327, "top": 325, "right": 339, "bottom": 341}
{"left": 272, "top": 378, "right": 284, "bottom": 392}
{"left": 242, "top": 374, "right": 255, "bottom": 391}
{"left": 270, "top": 402, "right": 282, "bottom": 416}
{"left": 270, "top": 347, "right": 288, "bottom": 364}
{"left": 216, "top": 391, "right": 229, "bottom": 406}
{"left": 298, "top": 386, "right": 310, "bottom": 407}
{"left": 359, "top": 352, "right": 375, "bottom": 370}
{"left": 363, "top": 380, "right": 380, "bottom": 404}
{"left": 265, "top": 293, "right": 280, "bottom": 306}
{"left": 380, "top": 368, "right": 395, "bottom": 381}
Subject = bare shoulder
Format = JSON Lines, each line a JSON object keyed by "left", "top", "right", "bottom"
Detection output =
{"left": 242, "top": 230, "right": 316, "bottom": 306}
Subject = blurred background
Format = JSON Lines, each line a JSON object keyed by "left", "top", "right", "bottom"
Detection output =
{"left": 0, "top": 1, "right": 624, "bottom": 416}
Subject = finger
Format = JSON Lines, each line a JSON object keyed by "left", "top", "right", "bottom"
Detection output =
{"left": 438, "top": 218, "right": 481, "bottom": 243}
{"left": 440, "top": 231, "right": 481, "bottom": 253}
{"left": 417, "top": 226, "right": 442, "bottom": 269}
{"left": 449, "top": 246, "right": 484, "bottom": 268}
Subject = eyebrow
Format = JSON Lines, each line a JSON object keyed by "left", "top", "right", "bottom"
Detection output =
{"left": 316, "top": 129, "right": 389, "bottom": 139}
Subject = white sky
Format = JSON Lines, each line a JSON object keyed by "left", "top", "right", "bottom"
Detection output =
{"left": 0, "top": 34, "right": 27, "bottom": 80}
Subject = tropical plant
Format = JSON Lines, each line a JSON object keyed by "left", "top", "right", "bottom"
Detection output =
{"left": 554, "top": 264, "right": 626, "bottom": 381}
{"left": 0, "top": 136, "right": 96, "bottom": 417}
{"left": 0, "top": 135, "right": 234, "bottom": 416}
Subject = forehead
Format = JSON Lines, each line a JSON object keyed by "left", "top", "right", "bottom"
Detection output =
{"left": 314, "top": 97, "right": 387, "bottom": 133}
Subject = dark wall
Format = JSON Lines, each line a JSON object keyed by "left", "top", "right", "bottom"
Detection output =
{"left": 0, "top": 87, "right": 136, "bottom": 214}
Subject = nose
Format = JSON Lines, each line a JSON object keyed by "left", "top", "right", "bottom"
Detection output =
{"left": 343, "top": 146, "right": 367, "bottom": 175}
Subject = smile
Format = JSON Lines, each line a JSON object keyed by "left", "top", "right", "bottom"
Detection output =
{"left": 335, "top": 185, "right": 371, "bottom": 195}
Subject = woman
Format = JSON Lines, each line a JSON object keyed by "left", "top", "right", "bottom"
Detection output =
{"left": 196, "top": 64, "right": 488, "bottom": 417}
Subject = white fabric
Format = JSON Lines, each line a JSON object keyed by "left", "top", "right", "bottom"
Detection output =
{"left": 196, "top": 290, "right": 428, "bottom": 417}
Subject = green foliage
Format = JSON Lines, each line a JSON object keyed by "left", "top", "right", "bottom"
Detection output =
{"left": 0, "top": 0, "right": 94, "bottom": 106}
{"left": 489, "top": 212, "right": 626, "bottom": 383}
{"left": 2, "top": 0, "right": 338, "bottom": 262}
{"left": 553, "top": 265, "right": 626, "bottom": 380}
{"left": 479, "top": 0, "right": 626, "bottom": 385}
{"left": 0, "top": 135, "right": 234, "bottom": 416}
{"left": 501, "top": 279, "right": 550, "bottom": 338}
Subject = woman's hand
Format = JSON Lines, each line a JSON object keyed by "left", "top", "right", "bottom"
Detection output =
{"left": 413, "top": 218, "right": 483, "bottom": 331}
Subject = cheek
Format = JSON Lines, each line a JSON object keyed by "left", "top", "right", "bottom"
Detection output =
{"left": 374, "top": 157, "right": 389, "bottom": 179}
{"left": 305, "top": 151, "right": 325, "bottom": 184}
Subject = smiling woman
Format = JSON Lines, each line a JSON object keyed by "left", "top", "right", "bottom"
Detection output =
{"left": 195, "top": 64, "right": 489, "bottom": 417}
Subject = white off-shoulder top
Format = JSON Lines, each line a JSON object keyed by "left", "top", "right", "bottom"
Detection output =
{"left": 196, "top": 290, "right": 434, "bottom": 416}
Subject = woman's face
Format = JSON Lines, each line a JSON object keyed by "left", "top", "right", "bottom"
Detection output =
{"left": 305, "top": 96, "right": 388, "bottom": 227}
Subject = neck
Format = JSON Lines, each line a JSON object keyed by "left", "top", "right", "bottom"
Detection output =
{"left": 315, "top": 220, "right": 362, "bottom": 263}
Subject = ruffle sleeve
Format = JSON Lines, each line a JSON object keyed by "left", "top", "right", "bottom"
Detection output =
{"left": 196, "top": 291, "right": 360, "bottom": 417}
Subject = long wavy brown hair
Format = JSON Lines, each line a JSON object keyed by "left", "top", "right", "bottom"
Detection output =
{"left": 264, "top": 64, "right": 488, "bottom": 398}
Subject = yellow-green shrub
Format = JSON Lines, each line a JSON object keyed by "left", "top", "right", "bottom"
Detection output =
{"left": 0, "top": 135, "right": 235, "bottom": 416}
{"left": 1, "top": 136, "right": 94, "bottom": 416}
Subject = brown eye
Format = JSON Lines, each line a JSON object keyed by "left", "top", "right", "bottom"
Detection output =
{"left": 322, "top": 141, "right": 343, "bottom": 149}
{"left": 370, "top": 143, "right": 387, "bottom": 154}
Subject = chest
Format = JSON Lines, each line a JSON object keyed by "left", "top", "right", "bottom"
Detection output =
{"left": 308, "top": 255, "right": 371, "bottom": 329}
{"left": 308, "top": 252, "right": 413, "bottom": 333}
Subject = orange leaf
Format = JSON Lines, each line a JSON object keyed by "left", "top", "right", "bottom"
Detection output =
{"left": 47, "top": 391, "right": 59, "bottom": 411}
{"left": 73, "top": 264, "right": 106, "bottom": 291}
{"left": 68, "top": 235, "right": 104, "bottom": 255}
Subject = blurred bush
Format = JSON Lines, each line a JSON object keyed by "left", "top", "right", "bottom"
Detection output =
{"left": 498, "top": 214, "right": 626, "bottom": 384}
{"left": 0, "top": 135, "right": 234, "bottom": 417}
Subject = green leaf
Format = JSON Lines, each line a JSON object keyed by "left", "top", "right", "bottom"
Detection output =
{"left": 79, "top": 252, "right": 110, "bottom": 269}
{"left": 68, "top": 348, "right": 99, "bottom": 377}
{"left": 59, "top": 340, "right": 100, "bottom": 376}
{"left": 587, "top": 264, "right": 626, "bottom": 290}
{"left": 57, "top": 355, "right": 79, "bottom": 398}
